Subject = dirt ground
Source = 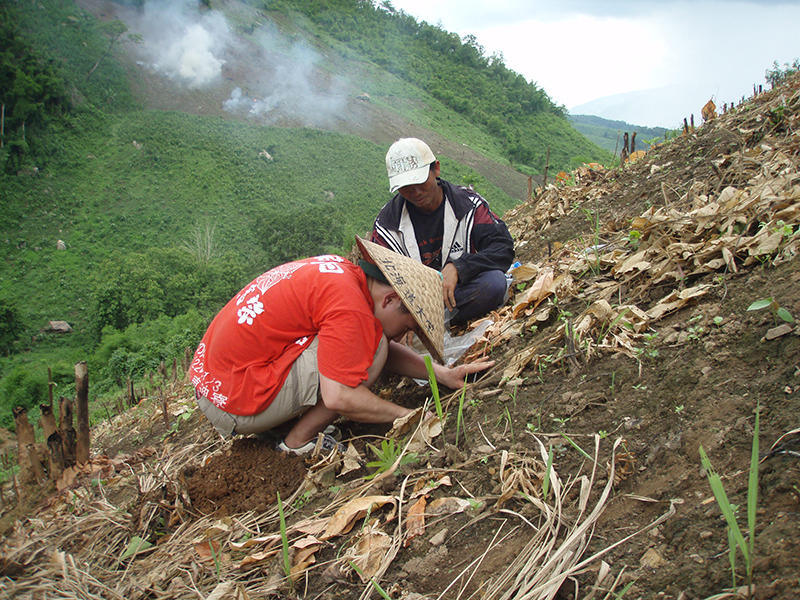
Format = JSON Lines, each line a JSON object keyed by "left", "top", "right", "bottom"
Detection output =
{"left": 2, "top": 7, "right": 800, "bottom": 598}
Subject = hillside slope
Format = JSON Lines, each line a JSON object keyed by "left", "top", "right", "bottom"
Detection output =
{"left": 2, "top": 67, "right": 798, "bottom": 600}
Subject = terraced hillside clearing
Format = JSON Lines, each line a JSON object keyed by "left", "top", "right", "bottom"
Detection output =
{"left": 2, "top": 76, "right": 799, "bottom": 600}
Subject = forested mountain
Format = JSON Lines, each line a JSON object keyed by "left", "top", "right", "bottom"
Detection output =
{"left": 568, "top": 114, "right": 670, "bottom": 155}
{"left": 0, "top": 0, "right": 610, "bottom": 428}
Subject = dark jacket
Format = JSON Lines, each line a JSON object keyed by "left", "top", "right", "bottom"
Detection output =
{"left": 371, "top": 178, "right": 515, "bottom": 283}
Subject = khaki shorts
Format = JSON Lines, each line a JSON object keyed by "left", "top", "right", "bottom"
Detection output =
{"left": 197, "top": 338, "right": 320, "bottom": 436}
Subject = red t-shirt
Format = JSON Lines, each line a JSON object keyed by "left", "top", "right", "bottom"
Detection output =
{"left": 189, "top": 255, "right": 383, "bottom": 416}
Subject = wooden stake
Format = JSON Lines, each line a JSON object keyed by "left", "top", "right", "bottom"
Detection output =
{"left": 47, "top": 367, "right": 54, "bottom": 410}
{"left": 75, "top": 361, "right": 90, "bottom": 465}
{"left": 542, "top": 147, "right": 550, "bottom": 188}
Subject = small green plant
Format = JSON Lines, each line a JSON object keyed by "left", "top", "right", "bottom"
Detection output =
{"left": 424, "top": 355, "right": 444, "bottom": 422}
{"left": 687, "top": 325, "right": 704, "bottom": 342}
{"left": 552, "top": 416, "right": 570, "bottom": 429}
{"left": 635, "top": 331, "right": 659, "bottom": 360}
{"left": 542, "top": 445, "right": 554, "bottom": 499}
{"left": 674, "top": 404, "right": 685, "bottom": 414}
{"left": 349, "top": 562, "right": 392, "bottom": 600}
{"left": 162, "top": 408, "right": 194, "bottom": 440}
{"left": 504, "top": 406, "right": 515, "bottom": 445}
{"left": 365, "top": 438, "right": 418, "bottom": 480}
{"left": 277, "top": 490, "right": 292, "bottom": 585}
{"left": 609, "top": 371, "right": 616, "bottom": 395}
{"left": 699, "top": 405, "right": 760, "bottom": 598}
{"left": 455, "top": 379, "right": 467, "bottom": 446}
{"left": 713, "top": 316, "right": 724, "bottom": 329}
{"left": 208, "top": 539, "right": 223, "bottom": 582}
{"left": 598, "top": 429, "right": 610, "bottom": 439}
{"left": 747, "top": 297, "right": 794, "bottom": 325}
{"left": 293, "top": 490, "right": 313, "bottom": 509}
{"left": 773, "top": 219, "right": 794, "bottom": 238}
{"left": 632, "top": 383, "right": 648, "bottom": 391}
{"left": 627, "top": 229, "right": 642, "bottom": 248}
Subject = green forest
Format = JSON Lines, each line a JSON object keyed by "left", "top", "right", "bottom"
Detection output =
{"left": 0, "top": 0, "right": 611, "bottom": 431}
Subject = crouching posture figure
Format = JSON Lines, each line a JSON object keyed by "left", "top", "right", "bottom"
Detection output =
{"left": 190, "top": 237, "right": 493, "bottom": 455}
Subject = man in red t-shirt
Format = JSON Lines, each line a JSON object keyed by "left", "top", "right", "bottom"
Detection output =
{"left": 190, "top": 237, "right": 493, "bottom": 455}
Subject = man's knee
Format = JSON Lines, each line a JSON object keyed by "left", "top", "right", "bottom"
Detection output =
{"left": 452, "top": 270, "right": 508, "bottom": 324}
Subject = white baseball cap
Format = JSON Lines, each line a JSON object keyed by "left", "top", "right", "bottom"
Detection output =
{"left": 385, "top": 138, "right": 436, "bottom": 193}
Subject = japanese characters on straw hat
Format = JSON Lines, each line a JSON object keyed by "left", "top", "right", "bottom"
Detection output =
{"left": 385, "top": 138, "right": 436, "bottom": 193}
{"left": 356, "top": 236, "right": 445, "bottom": 364}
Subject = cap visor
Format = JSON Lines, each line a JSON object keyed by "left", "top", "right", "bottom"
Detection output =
{"left": 389, "top": 165, "right": 430, "bottom": 193}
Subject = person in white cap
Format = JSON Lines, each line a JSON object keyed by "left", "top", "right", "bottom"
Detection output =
{"left": 371, "top": 138, "right": 515, "bottom": 326}
{"left": 189, "top": 237, "right": 493, "bottom": 455}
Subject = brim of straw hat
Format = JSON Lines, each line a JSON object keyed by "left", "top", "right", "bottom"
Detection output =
{"left": 356, "top": 236, "right": 445, "bottom": 364}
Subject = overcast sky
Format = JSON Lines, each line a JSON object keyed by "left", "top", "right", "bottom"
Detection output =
{"left": 389, "top": 0, "right": 800, "bottom": 127}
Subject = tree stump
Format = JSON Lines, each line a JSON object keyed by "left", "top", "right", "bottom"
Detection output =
{"left": 13, "top": 407, "right": 46, "bottom": 487}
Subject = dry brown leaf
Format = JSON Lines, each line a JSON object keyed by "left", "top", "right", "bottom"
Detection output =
{"left": 340, "top": 524, "right": 392, "bottom": 581}
{"left": 230, "top": 534, "right": 280, "bottom": 551}
{"left": 512, "top": 269, "right": 555, "bottom": 318}
{"left": 427, "top": 497, "right": 473, "bottom": 515}
{"left": 404, "top": 497, "right": 427, "bottom": 547}
{"left": 411, "top": 474, "right": 452, "bottom": 499}
{"left": 340, "top": 442, "right": 362, "bottom": 476}
{"left": 321, "top": 496, "right": 396, "bottom": 540}
{"left": 290, "top": 537, "right": 321, "bottom": 581}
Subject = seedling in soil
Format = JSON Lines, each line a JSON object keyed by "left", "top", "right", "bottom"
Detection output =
{"left": 699, "top": 405, "right": 760, "bottom": 599}
{"left": 747, "top": 297, "right": 794, "bottom": 325}
{"left": 365, "top": 438, "right": 418, "bottom": 480}
{"left": 277, "top": 490, "right": 292, "bottom": 586}
{"left": 542, "top": 445, "right": 554, "bottom": 499}
{"left": 455, "top": 378, "right": 467, "bottom": 446}
{"left": 424, "top": 355, "right": 444, "bottom": 423}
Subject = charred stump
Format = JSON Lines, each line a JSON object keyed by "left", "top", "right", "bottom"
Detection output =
{"left": 59, "top": 396, "right": 77, "bottom": 468}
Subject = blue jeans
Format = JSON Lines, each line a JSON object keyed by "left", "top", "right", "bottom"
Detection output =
{"left": 451, "top": 270, "right": 508, "bottom": 326}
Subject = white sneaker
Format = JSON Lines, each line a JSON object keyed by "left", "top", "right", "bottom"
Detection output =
{"left": 277, "top": 434, "right": 343, "bottom": 456}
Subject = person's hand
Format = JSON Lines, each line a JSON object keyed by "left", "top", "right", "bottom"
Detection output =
{"left": 438, "top": 358, "right": 495, "bottom": 389}
{"left": 441, "top": 262, "right": 459, "bottom": 311}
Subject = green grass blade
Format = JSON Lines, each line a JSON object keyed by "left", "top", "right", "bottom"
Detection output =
{"left": 542, "top": 445, "right": 553, "bottom": 499}
{"left": 699, "top": 445, "right": 749, "bottom": 564}
{"left": 277, "top": 491, "right": 292, "bottom": 582}
{"left": 747, "top": 406, "right": 760, "bottom": 579}
{"left": 727, "top": 527, "right": 737, "bottom": 589}
{"left": 560, "top": 433, "right": 593, "bottom": 463}
{"left": 424, "top": 355, "right": 443, "bottom": 421}
{"left": 455, "top": 378, "right": 466, "bottom": 445}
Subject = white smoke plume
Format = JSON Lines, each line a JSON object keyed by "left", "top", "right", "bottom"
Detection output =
{"left": 126, "top": 1, "right": 351, "bottom": 126}
{"left": 221, "top": 29, "right": 349, "bottom": 128}
{"left": 130, "top": 1, "right": 234, "bottom": 88}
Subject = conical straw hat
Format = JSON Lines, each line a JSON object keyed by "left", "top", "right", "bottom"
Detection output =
{"left": 356, "top": 236, "right": 445, "bottom": 364}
